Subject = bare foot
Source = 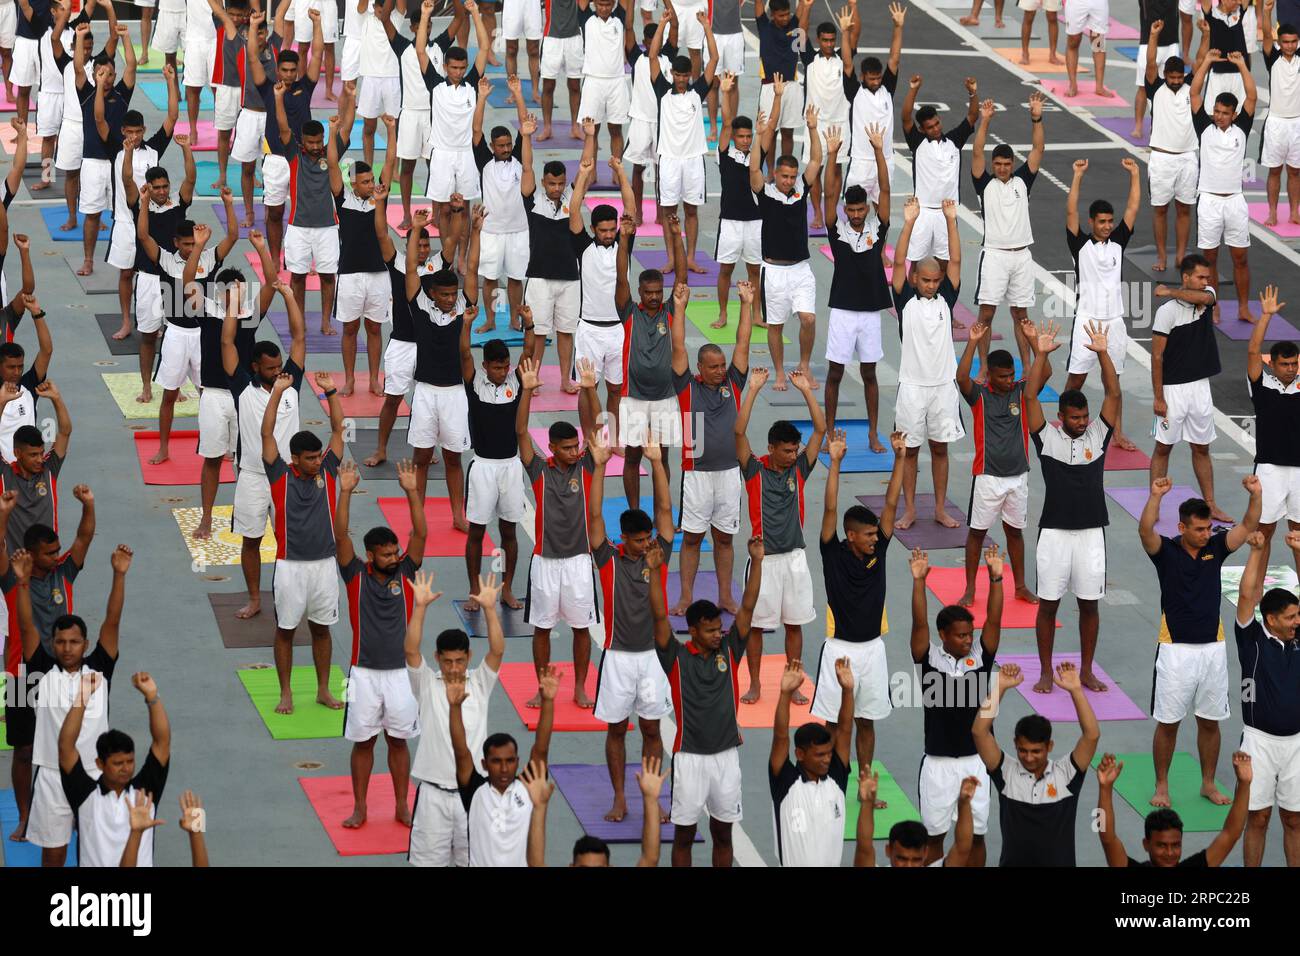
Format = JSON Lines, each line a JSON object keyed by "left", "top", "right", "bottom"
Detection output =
{"left": 342, "top": 808, "right": 366, "bottom": 828}
{"left": 718, "top": 596, "right": 740, "bottom": 615}
{"left": 951, "top": 313, "right": 967, "bottom": 330}
{"left": 1065, "top": 83, "right": 1079, "bottom": 98}
{"left": 525, "top": 691, "right": 542, "bottom": 709}
{"left": 324, "top": 89, "right": 338, "bottom": 102}
{"left": 1129, "top": 126, "right": 1143, "bottom": 139}
{"left": 771, "top": 374, "right": 789, "bottom": 391}
{"left": 604, "top": 796, "right": 628, "bottom": 822}
{"left": 958, "top": 589, "right": 976, "bottom": 608}
{"left": 502, "top": 589, "right": 523, "bottom": 610}
{"left": 868, "top": 432, "right": 886, "bottom": 454}
{"left": 1266, "top": 211, "right": 1281, "bottom": 226}
{"left": 1079, "top": 670, "right": 1108, "bottom": 692}
{"left": 318, "top": 690, "right": 345, "bottom": 710}
{"left": 1048, "top": 53, "right": 1063, "bottom": 65}
{"left": 710, "top": 314, "right": 729, "bottom": 329}
{"left": 149, "top": 448, "right": 170, "bottom": 465}
{"left": 1207, "top": 502, "right": 1234, "bottom": 523}
{"left": 463, "top": 596, "right": 482, "bottom": 613}
{"left": 1014, "top": 585, "right": 1038, "bottom": 604}
{"left": 135, "top": 388, "right": 153, "bottom": 404}
{"left": 1290, "top": 210, "right": 1300, "bottom": 225}
{"left": 959, "top": 15, "right": 979, "bottom": 24}
{"left": 9, "top": 822, "right": 27, "bottom": 842}
{"left": 1200, "top": 783, "right": 1231, "bottom": 806}
{"left": 235, "top": 601, "right": 261, "bottom": 620}
{"left": 791, "top": 689, "right": 809, "bottom": 705}
{"left": 670, "top": 597, "right": 692, "bottom": 615}
{"left": 537, "top": 126, "right": 553, "bottom": 142}
{"left": 240, "top": 212, "right": 254, "bottom": 228}
{"left": 1149, "top": 785, "right": 1172, "bottom": 808}
{"left": 76, "top": 260, "right": 94, "bottom": 276}
{"left": 30, "top": 180, "right": 49, "bottom": 192}
{"left": 895, "top": 508, "right": 916, "bottom": 531}
{"left": 211, "top": 180, "right": 227, "bottom": 192}
{"left": 809, "top": 218, "right": 825, "bottom": 232}
{"left": 995, "top": 17, "right": 1005, "bottom": 27}
{"left": 1032, "top": 673, "right": 1054, "bottom": 694}
{"left": 933, "top": 510, "right": 960, "bottom": 529}
{"left": 452, "top": 516, "right": 470, "bottom": 534}
{"left": 1113, "top": 433, "right": 1138, "bottom": 452}
{"left": 275, "top": 693, "right": 295, "bottom": 715}
{"left": 1152, "top": 258, "right": 1166, "bottom": 272}
{"left": 369, "top": 381, "right": 384, "bottom": 397}
{"left": 686, "top": 257, "right": 707, "bottom": 275}
{"left": 59, "top": 218, "right": 78, "bottom": 232}
{"left": 320, "top": 322, "right": 338, "bottom": 336}
{"left": 1018, "top": 51, "right": 1031, "bottom": 65}
{"left": 398, "top": 217, "right": 412, "bottom": 231}
{"left": 1237, "top": 305, "right": 1257, "bottom": 324}
{"left": 395, "top": 802, "right": 413, "bottom": 826}
{"left": 363, "top": 450, "right": 387, "bottom": 467}
{"left": 570, "top": 124, "right": 583, "bottom": 141}
{"left": 194, "top": 519, "right": 213, "bottom": 541}
{"left": 1094, "top": 85, "right": 1116, "bottom": 98}
{"left": 740, "top": 684, "right": 761, "bottom": 705}
{"left": 111, "top": 323, "right": 133, "bottom": 340}
{"left": 341, "top": 380, "right": 355, "bottom": 398}
{"left": 573, "top": 688, "right": 594, "bottom": 710}
{"left": 561, "top": 382, "right": 580, "bottom": 395}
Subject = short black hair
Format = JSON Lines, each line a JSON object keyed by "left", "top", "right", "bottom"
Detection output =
{"left": 686, "top": 599, "right": 721, "bottom": 628}
{"left": 542, "top": 159, "right": 567, "bottom": 179}
{"left": 1260, "top": 587, "right": 1299, "bottom": 622}
{"left": 1144, "top": 808, "right": 1184, "bottom": 839}
{"left": 96, "top": 729, "right": 135, "bottom": 762}
{"left": 1270, "top": 340, "right": 1300, "bottom": 362}
{"left": 288, "top": 430, "right": 323, "bottom": 456}
{"left": 23, "top": 523, "right": 59, "bottom": 551}
{"left": 215, "top": 267, "right": 246, "bottom": 286}
{"left": 252, "top": 340, "right": 282, "bottom": 363}
{"left": 816, "top": 20, "right": 837, "bottom": 36}
{"left": 549, "top": 420, "right": 578, "bottom": 443}
{"left": 490, "top": 125, "right": 513, "bottom": 143}
{"left": 446, "top": 46, "right": 469, "bottom": 64}
{"left": 1281, "top": 22, "right": 1300, "bottom": 39}
{"left": 175, "top": 219, "right": 196, "bottom": 240}
{"left": 591, "top": 203, "right": 619, "bottom": 227}
{"left": 573, "top": 835, "right": 611, "bottom": 861}
{"left": 793, "top": 722, "right": 832, "bottom": 750}
{"left": 280, "top": 49, "right": 301, "bottom": 66}
{"left": 1088, "top": 199, "right": 1115, "bottom": 219}
{"left": 843, "top": 184, "right": 869, "bottom": 206}
{"left": 302, "top": 119, "right": 325, "bottom": 139}
{"left": 642, "top": 22, "right": 658, "bottom": 43}
{"left": 1178, "top": 497, "right": 1212, "bottom": 524}
{"left": 619, "top": 508, "right": 653, "bottom": 535}
{"left": 638, "top": 269, "right": 664, "bottom": 288}
{"left": 733, "top": 115, "right": 753, "bottom": 131}
{"left": 1164, "top": 55, "right": 1186, "bottom": 74}
{"left": 991, "top": 144, "right": 1015, "bottom": 162}
{"left": 1058, "top": 389, "right": 1089, "bottom": 412}
{"left": 482, "top": 732, "right": 518, "bottom": 758}
{"left": 54, "top": 614, "right": 88, "bottom": 640}
{"left": 916, "top": 105, "right": 939, "bottom": 125}
{"left": 770, "top": 0, "right": 791, "bottom": 11}
{"left": 363, "top": 527, "right": 400, "bottom": 552}
{"left": 987, "top": 349, "right": 1015, "bottom": 372}
{"left": 861, "top": 56, "right": 884, "bottom": 75}
{"left": 1013, "top": 713, "right": 1052, "bottom": 744}
{"left": 0, "top": 342, "right": 24, "bottom": 362}
{"left": 697, "top": 343, "right": 725, "bottom": 363}
{"left": 145, "top": 166, "right": 169, "bottom": 185}
{"left": 431, "top": 268, "right": 459, "bottom": 289}
{"left": 936, "top": 604, "right": 974, "bottom": 633}
{"left": 352, "top": 160, "right": 373, "bottom": 177}
{"left": 13, "top": 425, "right": 43, "bottom": 450}
{"left": 482, "top": 339, "right": 510, "bottom": 363}
{"left": 1179, "top": 253, "right": 1211, "bottom": 274}
{"left": 888, "top": 820, "right": 928, "bottom": 849}
{"left": 123, "top": 110, "right": 144, "bottom": 128}
{"left": 767, "top": 420, "right": 801, "bottom": 446}
{"left": 1215, "top": 92, "right": 1240, "bottom": 112}
{"left": 775, "top": 155, "right": 799, "bottom": 171}
{"left": 435, "top": 628, "right": 471, "bottom": 654}
{"left": 672, "top": 55, "right": 692, "bottom": 74}
{"left": 843, "top": 505, "right": 878, "bottom": 531}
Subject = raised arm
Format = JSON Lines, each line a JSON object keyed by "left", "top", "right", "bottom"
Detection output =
{"left": 733, "top": 365, "right": 768, "bottom": 468}
{"left": 516, "top": 358, "right": 540, "bottom": 468}
{"left": 823, "top": 127, "right": 843, "bottom": 228}
{"left": 569, "top": 156, "right": 594, "bottom": 233}
{"left": 614, "top": 215, "right": 634, "bottom": 312}
{"left": 942, "top": 200, "right": 960, "bottom": 286}
{"left": 803, "top": 105, "right": 823, "bottom": 187}
{"left": 853, "top": 768, "right": 878, "bottom": 867}
{"left": 261, "top": 373, "right": 294, "bottom": 466}
{"left": 1230, "top": 51, "right": 1257, "bottom": 116}
{"left": 769, "top": 660, "right": 804, "bottom": 776}
{"left": 528, "top": 665, "right": 558, "bottom": 767}
{"left": 970, "top": 98, "right": 993, "bottom": 180}
{"left": 1190, "top": 48, "right": 1217, "bottom": 114}
{"left": 69, "top": 485, "right": 96, "bottom": 568}
{"left": 892, "top": 196, "right": 919, "bottom": 294}
{"left": 1066, "top": 159, "right": 1085, "bottom": 235}
{"left": 5, "top": 117, "right": 28, "bottom": 200}
{"left": 900, "top": 72, "right": 921, "bottom": 135}
{"left": 793, "top": 369, "right": 825, "bottom": 468}
{"left": 734, "top": 536, "right": 765, "bottom": 637}
{"left": 10, "top": 550, "right": 41, "bottom": 662}
{"left": 521, "top": 760, "right": 552, "bottom": 867}
{"left": 474, "top": 571, "right": 506, "bottom": 672}
{"left": 1146, "top": 19, "right": 1163, "bottom": 85}
{"left": 177, "top": 133, "right": 198, "bottom": 205}
{"left": 119, "top": 22, "right": 137, "bottom": 88}
{"left": 945, "top": 777, "right": 978, "bottom": 867}
{"left": 1226, "top": 475, "right": 1263, "bottom": 552}
{"left": 1237, "top": 532, "right": 1267, "bottom": 625}
{"left": 93, "top": 544, "right": 131, "bottom": 661}
{"left": 406, "top": 208, "right": 430, "bottom": 300}
{"left": 972, "top": 663, "right": 1019, "bottom": 771}
{"left": 1026, "top": 91, "right": 1046, "bottom": 172}
{"left": 587, "top": 428, "right": 611, "bottom": 548}
{"left": 405, "top": 570, "right": 444, "bottom": 668}
{"left": 1204, "top": 753, "right": 1253, "bottom": 866}
{"left": 980, "top": 543, "right": 1004, "bottom": 655}
{"left": 908, "top": 547, "right": 931, "bottom": 662}
{"left": 956, "top": 320, "right": 987, "bottom": 397}
{"left": 1023, "top": 319, "right": 1058, "bottom": 433}
{"left": 1095, "top": 754, "right": 1132, "bottom": 866}
{"left": 732, "top": 279, "right": 754, "bottom": 374}
{"left": 635, "top": 756, "right": 664, "bottom": 866}
{"left": 1121, "top": 157, "right": 1141, "bottom": 230}
{"left": 1053, "top": 662, "right": 1101, "bottom": 769}
{"left": 446, "top": 678, "right": 476, "bottom": 787}
{"left": 468, "top": 0, "right": 490, "bottom": 77}
{"left": 314, "top": 372, "right": 346, "bottom": 461}
{"left": 334, "top": 461, "right": 359, "bottom": 568}
{"left": 670, "top": 283, "right": 689, "bottom": 376}
{"left": 58, "top": 673, "right": 99, "bottom": 774}
{"left": 820, "top": 430, "right": 846, "bottom": 544}
{"left": 134, "top": 671, "right": 171, "bottom": 765}
{"left": 645, "top": 443, "right": 674, "bottom": 542}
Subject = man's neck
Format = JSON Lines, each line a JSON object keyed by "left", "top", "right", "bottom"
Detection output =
{"left": 1178, "top": 536, "right": 1203, "bottom": 558}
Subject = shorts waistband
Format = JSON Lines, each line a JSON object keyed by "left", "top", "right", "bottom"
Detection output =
{"left": 581, "top": 318, "right": 623, "bottom": 328}
{"left": 420, "top": 780, "right": 459, "bottom": 793}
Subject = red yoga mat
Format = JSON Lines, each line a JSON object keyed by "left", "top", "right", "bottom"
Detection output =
{"left": 133, "top": 430, "right": 235, "bottom": 485}
{"left": 376, "top": 496, "right": 493, "bottom": 557}
{"left": 924, "top": 567, "right": 1052, "bottom": 629}
{"left": 314, "top": 374, "right": 410, "bottom": 418}
{"left": 498, "top": 660, "right": 619, "bottom": 732}
{"left": 244, "top": 251, "right": 321, "bottom": 291}
{"left": 736, "top": 654, "right": 814, "bottom": 729}
{"left": 299, "top": 773, "right": 415, "bottom": 856}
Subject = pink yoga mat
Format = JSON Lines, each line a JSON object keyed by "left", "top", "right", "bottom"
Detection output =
{"left": 1247, "top": 202, "right": 1300, "bottom": 238}
{"left": 1039, "top": 79, "right": 1128, "bottom": 107}
{"left": 173, "top": 119, "right": 220, "bottom": 151}
{"left": 528, "top": 427, "right": 645, "bottom": 476}
{"left": 925, "top": 567, "right": 1050, "bottom": 628}
{"left": 244, "top": 251, "right": 321, "bottom": 290}
{"left": 997, "top": 652, "right": 1147, "bottom": 721}
{"left": 528, "top": 364, "right": 580, "bottom": 412}
{"left": 582, "top": 197, "right": 678, "bottom": 237}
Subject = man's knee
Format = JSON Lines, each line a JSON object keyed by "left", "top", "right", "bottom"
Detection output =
{"left": 353, "top": 736, "right": 378, "bottom": 753}
{"left": 860, "top": 362, "right": 877, "bottom": 384}
{"left": 928, "top": 440, "right": 948, "bottom": 458}
{"left": 1247, "top": 807, "right": 1272, "bottom": 830}
{"left": 683, "top": 530, "right": 706, "bottom": 546}
{"left": 798, "top": 311, "right": 815, "bottom": 328}
{"left": 1279, "top": 809, "right": 1300, "bottom": 830}
{"left": 826, "top": 362, "right": 845, "bottom": 384}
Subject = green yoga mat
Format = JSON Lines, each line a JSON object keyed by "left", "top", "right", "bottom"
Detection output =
{"left": 237, "top": 665, "right": 347, "bottom": 740}
{"left": 841, "top": 761, "right": 920, "bottom": 840}
{"left": 684, "top": 301, "right": 787, "bottom": 346}
{"left": 101, "top": 373, "right": 201, "bottom": 420}
{"left": 1093, "top": 752, "right": 1231, "bottom": 832}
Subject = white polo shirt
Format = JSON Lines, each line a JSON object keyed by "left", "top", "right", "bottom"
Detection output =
{"left": 61, "top": 750, "right": 169, "bottom": 868}
{"left": 1066, "top": 221, "right": 1132, "bottom": 320}
{"left": 906, "top": 120, "right": 974, "bottom": 207}
{"left": 804, "top": 53, "right": 849, "bottom": 125}
{"left": 185, "top": 0, "right": 214, "bottom": 37}
{"left": 477, "top": 152, "right": 528, "bottom": 234}
{"left": 31, "top": 645, "right": 116, "bottom": 772}
{"left": 630, "top": 51, "right": 671, "bottom": 122}
{"left": 577, "top": 236, "right": 621, "bottom": 323}
{"left": 1266, "top": 49, "right": 1300, "bottom": 118}
{"left": 460, "top": 772, "right": 532, "bottom": 866}
{"left": 1195, "top": 108, "right": 1252, "bottom": 194}
{"left": 1148, "top": 80, "right": 1196, "bottom": 153}
{"left": 582, "top": 14, "right": 625, "bottom": 78}
{"left": 359, "top": 9, "right": 399, "bottom": 77}
{"left": 655, "top": 76, "right": 711, "bottom": 158}
{"left": 770, "top": 754, "right": 850, "bottom": 867}
{"left": 429, "top": 77, "right": 479, "bottom": 152}
{"left": 893, "top": 277, "right": 960, "bottom": 387}
{"left": 408, "top": 659, "right": 499, "bottom": 789}
{"left": 973, "top": 164, "right": 1035, "bottom": 249}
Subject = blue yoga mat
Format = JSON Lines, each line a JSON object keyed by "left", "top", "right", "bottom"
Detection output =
{"left": 790, "top": 418, "right": 896, "bottom": 473}
{"left": 964, "top": 354, "right": 1060, "bottom": 401}
{"left": 41, "top": 207, "right": 113, "bottom": 241}
{"left": 0, "top": 790, "right": 78, "bottom": 867}
{"left": 601, "top": 495, "right": 711, "bottom": 552}
{"left": 140, "top": 79, "right": 212, "bottom": 111}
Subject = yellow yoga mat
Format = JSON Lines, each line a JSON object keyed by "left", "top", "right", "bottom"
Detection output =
{"left": 173, "top": 506, "right": 278, "bottom": 568}
{"left": 102, "top": 373, "right": 201, "bottom": 420}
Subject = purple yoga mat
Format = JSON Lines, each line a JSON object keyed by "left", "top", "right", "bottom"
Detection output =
{"left": 560, "top": 158, "right": 620, "bottom": 190}
{"left": 264, "top": 310, "right": 354, "bottom": 354}
{"left": 212, "top": 202, "right": 267, "bottom": 235}
{"left": 535, "top": 127, "right": 588, "bottom": 149}
{"left": 1105, "top": 483, "right": 1233, "bottom": 538}
{"left": 997, "top": 653, "right": 1148, "bottom": 721}
{"left": 1213, "top": 301, "right": 1300, "bottom": 341}
{"left": 949, "top": 302, "right": 1002, "bottom": 341}
{"left": 635, "top": 248, "right": 721, "bottom": 285}
{"left": 549, "top": 763, "right": 697, "bottom": 843}
{"left": 667, "top": 570, "right": 736, "bottom": 633}
{"left": 1095, "top": 115, "right": 1147, "bottom": 145}
{"left": 855, "top": 494, "right": 973, "bottom": 550}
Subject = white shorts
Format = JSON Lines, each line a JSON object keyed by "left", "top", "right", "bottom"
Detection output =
{"left": 183, "top": 34, "right": 217, "bottom": 89}
{"left": 574, "top": 320, "right": 626, "bottom": 385}
{"left": 340, "top": 37, "right": 362, "bottom": 83}
{"left": 465, "top": 456, "right": 528, "bottom": 525}
{"left": 825, "top": 308, "right": 883, "bottom": 365}
{"left": 846, "top": 152, "right": 895, "bottom": 204}
{"left": 1135, "top": 44, "right": 1180, "bottom": 87}
{"left": 231, "top": 107, "right": 268, "bottom": 162}
{"left": 969, "top": 472, "right": 1029, "bottom": 531}
{"left": 1178, "top": 0, "right": 1196, "bottom": 13}
{"left": 578, "top": 75, "right": 631, "bottom": 127}
{"left": 358, "top": 75, "right": 401, "bottom": 120}
{"left": 716, "top": 32, "right": 746, "bottom": 75}
{"left": 1064, "top": 0, "right": 1108, "bottom": 36}
{"left": 1205, "top": 72, "right": 1246, "bottom": 117}
{"left": 36, "top": 90, "right": 63, "bottom": 138}
{"left": 262, "top": 154, "right": 290, "bottom": 207}
{"left": 624, "top": 118, "right": 658, "bottom": 167}
{"left": 135, "top": 272, "right": 166, "bottom": 334}
{"left": 337, "top": 271, "right": 392, "bottom": 324}
{"left": 10, "top": 35, "right": 38, "bottom": 87}
{"left": 426, "top": 147, "right": 481, "bottom": 202}
{"left": 397, "top": 109, "right": 431, "bottom": 162}
{"left": 526, "top": 278, "right": 581, "bottom": 335}
{"left": 715, "top": 218, "right": 762, "bottom": 266}
{"left": 759, "top": 260, "right": 816, "bottom": 326}
{"left": 593, "top": 648, "right": 672, "bottom": 723}
{"left": 198, "top": 387, "right": 238, "bottom": 458}
{"left": 214, "top": 85, "right": 241, "bottom": 131}
{"left": 55, "top": 119, "right": 83, "bottom": 171}
{"left": 479, "top": 231, "right": 530, "bottom": 282}
{"left": 976, "top": 247, "right": 1035, "bottom": 308}
{"left": 905, "top": 206, "right": 950, "bottom": 261}
{"left": 273, "top": 556, "right": 341, "bottom": 629}
{"left": 1152, "top": 640, "right": 1230, "bottom": 724}
{"left": 1148, "top": 149, "right": 1199, "bottom": 207}
{"left": 408, "top": 383, "right": 472, "bottom": 453}
{"left": 809, "top": 636, "right": 891, "bottom": 722}
{"left": 1067, "top": 315, "right": 1128, "bottom": 375}
{"left": 801, "top": 124, "right": 846, "bottom": 166}
{"left": 383, "top": 339, "right": 417, "bottom": 395}
{"left": 107, "top": 220, "right": 139, "bottom": 270}
{"left": 672, "top": 1, "right": 708, "bottom": 49}
{"left": 670, "top": 748, "right": 743, "bottom": 826}
{"left": 1017, "top": 0, "right": 1061, "bottom": 11}
{"left": 680, "top": 467, "right": 743, "bottom": 535}
{"left": 1197, "top": 192, "right": 1250, "bottom": 249}
{"left": 658, "top": 154, "right": 707, "bottom": 207}
{"left": 153, "top": 10, "right": 186, "bottom": 54}
{"left": 78, "top": 157, "right": 112, "bottom": 215}
{"left": 1261, "top": 115, "right": 1300, "bottom": 169}
{"left": 919, "top": 753, "right": 991, "bottom": 836}
{"left": 1257, "top": 463, "right": 1300, "bottom": 525}
{"left": 1156, "top": 378, "right": 1215, "bottom": 446}
{"left": 750, "top": 548, "right": 816, "bottom": 631}
{"left": 232, "top": 469, "right": 272, "bottom": 538}
{"left": 541, "top": 34, "right": 584, "bottom": 81}
{"left": 1035, "top": 526, "right": 1106, "bottom": 601}
{"left": 344, "top": 666, "right": 420, "bottom": 742}
{"left": 408, "top": 781, "right": 469, "bottom": 866}
{"left": 284, "top": 224, "right": 341, "bottom": 274}
{"left": 1239, "top": 726, "right": 1300, "bottom": 811}
{"left": 525, "top": 552, "right": 599, "bottom": 631}
{"left": 619, "top": 396, "right": 683, "bottom": 447}
{"left": 502, "top": 0, "right": 543, "bottom": 40}
{"left": 758, "top": 80, "right": 805, "bottom": 131}
{"left": 0, "top": 5, "right": 15, "bottom": 49}
{"left": 26, "top": 765, "right": 74, "bottom": 848}
{"left": 291, "top": 0, "right": 339, "bottom": 44}
{"left": 135, "top": 0, "right": 156, "bottom": 8}
{"left": 894, "top": 382, "right": 966, "bottom": 446}
{"left": 155, "top": 324, "right": 203, "bottom": 391}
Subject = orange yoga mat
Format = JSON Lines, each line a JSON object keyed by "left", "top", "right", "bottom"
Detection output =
{"left": 314, "top": 373, "right": 410, "bottom": 418}
{"left": 299, "top": 773, "right": 415, "bottom": 856}
{"left": 376, "top": 496, "right": 493, "bottom": 557}
{"left": 736, "top": 654, "right": 815, "bottom": 729}
{"left": 924, "top": 567, "right": 1052, "bottom": 629}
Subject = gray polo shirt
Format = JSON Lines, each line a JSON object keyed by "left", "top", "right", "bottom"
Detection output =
{"left": 2, "top": 451, "right": 63, "bottom": 555}
{"left": 675, "top": 365, "right": 746, "bottom": 472}
{"left": 741, "top": 453, "right": 815, "bottom": 555}
{"left": 264, "top": 449, "right": 341, "bottom": 562}
{"left": 288, "top": 152, "right": 339, "bottom": 229}
{"left": 341, "top": 555, "right": 420, "bottom": 670}
{"left": 658, "top": 623, "right": 747, "bottom": 755}
{"left": 963, "top": 380, "right": 1031, "bottom": 478}
{"left": 619, "top": 300, "right": 675, "bottom": 402}
{"left": 593, "top": 534, "right": 674, "bottom": 652}
{"left": 523, "top": 451, "right": 596, "bottom": 559}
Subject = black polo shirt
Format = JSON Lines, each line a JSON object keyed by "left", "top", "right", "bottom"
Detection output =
{"left": 1149, "top": 532, "right": 1234, "bottom": 644}
{"left": 1235, "top": 618, "right": 1300, "bottom": 736}
{"left": 820, "top": 531, "right": 889, "bottom": 643}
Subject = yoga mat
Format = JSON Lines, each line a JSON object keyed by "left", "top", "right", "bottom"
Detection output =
{"left": 549, "top": 763, "right": 694, "bottom": 844}
{"left": 666, "top": 569, "right": 735, "bottom": 634}
{"left": 964, "top": 354, "right": 1059, "bottom": 401}
{"left": 534, "top": 127, "right": 587, "bottom": 148}
{"left": 452, "top": 599, "right": 534, "bottom": 638}
{"left": 806, "top": 202, "right": 827, "bottom": 237}
{"left": 1038, "top": 79, "right": 1127, "bottom": 107}
{"left": 345, "top": 429, "right": 448, "bottom": 482}
{"left": 141, "top": 80, "right": 212, "bottom": 111}
{"left": 583, "top": 197, "right": 677, "bottom": 237}
{"left": 134, "top": 430, "right": 235, "bottom": 485}
{"left": 172, "top": 120, "right": 220, "bottom": 151}
{"left": 1093, "top": 752, "right": 1230, "bottom": 832}
{"left": 1213, "top": 300, "right": 1300, "bottom": 341}
{"left": 471, "top": 303, "right": 524, "bottom": 346}
{"left": 683, "top": 300, "right": 789, "bottom": 348}
{"left": 93, "top": 313, "right": 141, "bottom": 355}
{"left": 264, "top": 311, "right": 341, "bottom": 354}
{"left": 19, "top": 164, "right": 62, "bottom": 192}
{"left": 73, "top": 261, "right": 120, "bottom": 294}
{"left": 925, "top": 567, "right": 1050, "bottom": 628}
{"left": 299, "top": 773, "right": 415, "bottom": 855}
{"left": 41, "top": 207, "right": 113, "bottom": 241}
{"left": 528, "top": 427, "right": 644, "bottom": 477}
{"left": 736, "top": 653, "right": 813, "bottom": 728}
{"left": 385, "top": 203, "right": 441, "bottom": 236}
{"left": 950, "top": 307, "right": 1002, "bottom": 341}
{"left": 376, "top": 496, "right": 493, "bottom": 557}
{"left": 763, "top": 365, "right": 834, "bottom": 406}
{"left": 1105, "top": 483, "right": 1232, "bottom": 538}
{"left": 315, "top": 374, "right": 408, "bottom": 417}
{"left": 102, "top": 372, "right": 200, "bottom": 419}
{"left": 0, "top": 790, "right": 78, "bottom": 867}
{"left": 209, "top": 591, "right": 309, "bottom": 648}
{"left": 602, "top": 495, "right": 710, "bottom": 552}
{"left": 0, "top": 123, "right": 43, "bottom": 154}
{"left": 1103, "top": 440, "right": 1152, "bottom": 470}
{"left": 840, "top": 761, "right": 922, "bottom": 840}
{"left": 1221, "top": 564, "right": 1299, "bottom": 620}
{"left": 173, "top": 505, "right": 278, "bottom": 567}
{"left": 133, "top": 44, "right": 182, "bottom": 72}
{"left": 991, "top": 47, "right": 1084, "bottom": 73}
{"left": 209, "top": 195, "right": 266, "bottom": 233}
{"left": 498, "top": 660, "right": 613, "bottom": 732}
{"left": 1108, "top": 18, "right": 1141, "bottom": 41}
{"left": 1247, "top": 201, "right": 1300, "bottom": 238}
{"left": 529, "top": 363, "right": 580, "bottom": 412}
{"left": 244, "top": 251, "right": 322, "bottom": 290}
{"left": 1095, "top": 114, "right": 1148, "bottom": 145}
{"left": 635, "top": 248, "right": 721, "bottom": 285}
{"left": 856, "top": 494, "right": 969, "bottom": 550}
{"left": 486, "top": 78, "right": 535, "bottom": 109}
{"left": 238, "top": 664, "right": 347, "bottom": 740}
{"left": 791, "top": 418, "right": 895, "bottom": 473}
{"left": 1115, "top": 45, "right": 1140, "bottom": 61}
{"left": 997, "top": 653, "right": 1147, "bottom": 721}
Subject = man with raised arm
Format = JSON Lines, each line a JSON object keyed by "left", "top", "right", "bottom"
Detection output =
{"left": 855, "top": 773, "right": 977, "bottom": 866}
{"left": 1247, "top": 286, "right": 1300, "bottom": 573}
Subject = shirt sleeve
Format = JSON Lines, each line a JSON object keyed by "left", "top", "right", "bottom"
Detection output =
{"left": 570, "top": 228, "right": 594, "bottom": 255}
{"left": 963, "top": 381, "right": 984, "bottom": 409}
{"left": 842, "top": 72, "right": 861, "bottom": 100}
{"left": 656, "top": 639, "right": 677, "bottom": 674}
{"left": 971, "top": 170, "right": 992, "bottom": 194}
{"left": 726, "top": 622, "right": 748, "bottom": 661}
{"left": 1151, "top": 302, "right": 1175, "bottom": 336}
{"left": 592, "top": 538, "right": 614, "bottom": 567}
{"left": 285, "top": 358, "right": 306, "bottom": 391}
{"left": 459, "top": 770, "right": 488, "bottom": 813}
{"left": 523, "top": 455, "right": 545, "bottom": 483}
{"left": 691, "top": 76, "right": 711, "bottom": 99}
{"left": 903, "top": 122, "right": 925, "bottom": 153}
{"left": 1192, "top": 106, "right": 1212, "bottom": 137}
{"left": 797, "top": 455, "right": 816, "bottom": 481}
{"left": 389, "top": 32, "right": 411, "bottom": 58}
{"left": 339, "top": 556, "right": 364, "bottom": 582}
{"left": 883, "top": 68, "right": 898, "bottom": 94}
{"left": 265, "top": 455, "right": 289, "bottom": 481}
{"left": 891, "top": 281, "right": 916, "bottom": 315}
{"left": 1065, "top": 228, "right": 1088, "bottom": 259}
{"left": 1014, "top": 163, "right": 1036, "bottom": 191}
{"left": 946, "top": 118, "right": 975, "bottom": 150}
{"left": 472, "top": 137, "right": 492, "bottom": 172}
{"left": 939, "top": 277, "right": 960, "bottom": 312}
{"left": 60, "top": 762, "right": 97, "bottom": 811}
{"left": 131, "top": 749, "right": 170, "bottom": 803}
{"left": 147, "top": 127, "right": 172, "bottom": 156}
{"left": 1144, "top": 76, "right": 1164, "bottom": 101}
{"left": 740, "top": 454, "right": 760, "bottom": 479}
{"left": 1235, "top": 108, "right": 1255, "bottom": 131}
{"left": 1110, "top": 220, "right": 1134, "bottom": 248}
